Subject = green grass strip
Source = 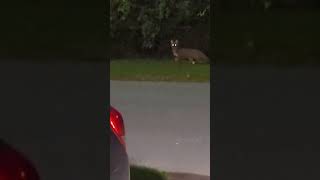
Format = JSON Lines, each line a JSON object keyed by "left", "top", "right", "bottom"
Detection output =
{"left": 130, "top": 165, "right": 168, "bottom": 180}
{"left": 111, "top": 59, "right": 210, "bottom": 82}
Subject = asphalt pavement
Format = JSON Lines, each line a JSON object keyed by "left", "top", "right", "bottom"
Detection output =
{"left": 112, "top": 66, "right": 320, "bottom": 179}
{"left": 2, "top": 63, "right": 320, "bottom": 180}
{"left": 111, "top": 80, "right": 210, "bottom": 176}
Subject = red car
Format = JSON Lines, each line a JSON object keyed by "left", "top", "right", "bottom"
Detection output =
{"left": 110, "top": 106, "right": 130, "bottom": 180}
{"left": 0, "top": 139, "right": 40, "bottom": 180}
{"left": 0, "top": 107, "right": 129, "bottom": 180}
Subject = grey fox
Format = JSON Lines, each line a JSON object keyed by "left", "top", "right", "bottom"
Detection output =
{"left": 170, "top": 39, "right": 209, "bottom": 64}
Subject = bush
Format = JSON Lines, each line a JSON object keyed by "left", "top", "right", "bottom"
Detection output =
{"left": 110, "top": 0, "right": 209, "bottom": 58}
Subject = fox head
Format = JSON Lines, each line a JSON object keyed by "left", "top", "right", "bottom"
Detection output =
{"left": 170, "top": 39, "right": 179, "bottom": 58}
{"left": 170, "top": 39, "right": 179, "bottom": 49}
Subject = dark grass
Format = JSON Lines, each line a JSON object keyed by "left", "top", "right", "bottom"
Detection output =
{"left": 110, "top": 59, "right": 210, "bottom": 82}
{"left": 130, "top": 165, "right": 167, "bottom": 180}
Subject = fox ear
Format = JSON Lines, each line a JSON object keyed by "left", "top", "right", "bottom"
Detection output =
{"left": 175, "top": 40, "right": 179, "bottom": 44}
{"left": 170, "top": 40, "right": 174, "bottom": 44}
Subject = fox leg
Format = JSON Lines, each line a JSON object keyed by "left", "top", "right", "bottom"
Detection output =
{"left": 188, "top": 58, "right": 196, "bottom": 64}
{"left": 174, "top": 57, "right": 179, "bottom": 62}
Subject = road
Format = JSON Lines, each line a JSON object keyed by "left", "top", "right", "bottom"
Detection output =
{"left": 2, "top": 63, "right": 320, "bottom": 180}
{"left": 111, "top": 81, "right": 210, "bottom": 176}
{"left": 111, "top": 66, "right": 320, "bottom": 179}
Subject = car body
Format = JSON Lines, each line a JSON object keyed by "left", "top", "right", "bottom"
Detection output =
{"left": 110, "top": 106, "right": 130, "bottom": 180}
{"left": 0, "top": 139, "right": 40, "bottom": 180}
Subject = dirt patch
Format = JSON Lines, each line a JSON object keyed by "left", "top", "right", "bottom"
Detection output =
{"left": 167, "top": 172, "right": 210, "bottom": 180}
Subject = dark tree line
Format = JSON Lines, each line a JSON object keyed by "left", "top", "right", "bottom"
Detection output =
{"left": 215, "top": 0, "right": 320, "bottom": 11}
{"left": 111, "top": 0, "right": 210, "bottom": 58}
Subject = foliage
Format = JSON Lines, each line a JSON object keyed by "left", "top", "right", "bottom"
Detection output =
{"left": 214, "top": 11, "right": 320, "bottom": 65}
{"left": 110, "top": 0, "right": 209, "bottom": 53}
{"left": 215, "top": 0, "right": 320, "bottom": 11}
